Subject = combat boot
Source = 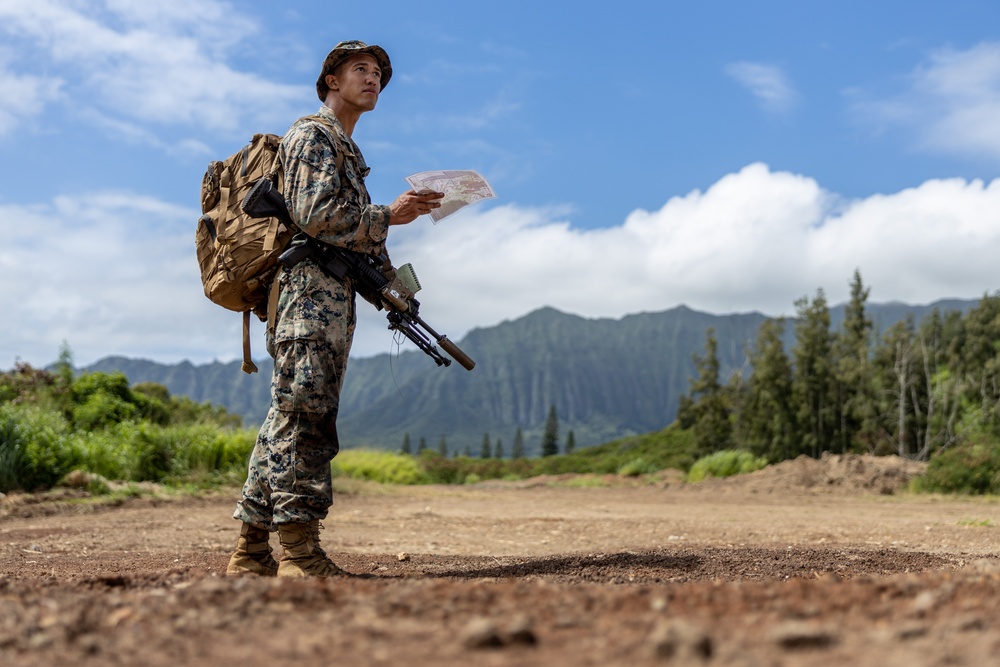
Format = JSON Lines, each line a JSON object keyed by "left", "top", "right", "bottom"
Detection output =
{"left": 226, "top": 522, "right": 278, "bottom": 576}
{"left": 277, "top": 519, "right": 347, "bottom": 578}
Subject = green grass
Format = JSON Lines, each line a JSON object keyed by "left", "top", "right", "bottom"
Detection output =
{"left": 687, "top": 449, "right": 769, "bottom": 482}
{"left": 332, "top": 449, "right": 428, "bottom": 485}
{"left": 958, "top": 518, "right": 994, "bottom": 527}
{"left": 339, "top": 423, "right": 699, "bottom": 486}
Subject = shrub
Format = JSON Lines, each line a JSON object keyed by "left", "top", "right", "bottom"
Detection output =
{"left": 164, "top": 395, "right": 241, "bottom": 428}
{"left": 176, "top": 425, "right": 255, "bottom": 474}
{"left": 72, "top": 390, "right": 141, "bottom": 431}
{"left": 0, "top": 363, "right": 59, "bottom": 406}
{"left": 914, "top": 440, "right": 1000, "bottom": 494}
{"left": 333, "top": 450, "right": 428, "bottom": 485}
{"left": 70, "top": 372, "right": 142, "bottom": 430}
{"left": 0, "top": 409, "right": 26, "bottom": 492}
{"left": 687, "top": 449, "right": 768, "bottom": 482}
{"left": 617, "top": 457, "right": 659, "bottom": 477}
{"left": 0, "top": 404, "right": 76, "bottom": 492}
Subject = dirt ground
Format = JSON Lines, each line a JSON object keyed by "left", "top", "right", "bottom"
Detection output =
{"left": 4, "top": 453, "right": 1000, "bottom": 666}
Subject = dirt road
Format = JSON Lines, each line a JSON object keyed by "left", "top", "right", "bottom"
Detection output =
{"left": 3, "top": 455, "right": 1000, "bottom": 666}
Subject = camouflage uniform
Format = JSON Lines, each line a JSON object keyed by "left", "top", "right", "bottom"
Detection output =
{"left": 234, "top": 106, "right": 391, "bottom": 529}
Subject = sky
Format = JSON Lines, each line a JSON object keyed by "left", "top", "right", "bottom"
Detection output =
{"left": 3, "top": 0, "right": 1000, "bottom": 369}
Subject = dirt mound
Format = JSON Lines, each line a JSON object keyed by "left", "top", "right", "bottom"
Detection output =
{"left": 688, "top": 453, "right": 926, "bottom": 496}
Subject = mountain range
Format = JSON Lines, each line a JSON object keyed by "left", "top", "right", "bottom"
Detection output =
{"left": 85, "top": 299, "right": 977, "bottom": 456}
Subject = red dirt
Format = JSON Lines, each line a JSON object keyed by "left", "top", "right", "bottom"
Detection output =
{"left": 3, "top": 454, "right": 1000, "bottom": 666}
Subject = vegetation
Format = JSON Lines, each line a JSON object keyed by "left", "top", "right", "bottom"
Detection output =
{"left": 332, "top": 449, "right": 426, "bottom": 485}
{"left": 669, "top": 271, "right": 1000, "bottom": 494}
{"left": 911, "top": 438, "right": 1000, "bottom": 495}
{"left": 541, "top": 405, "right": 560, "bottom": 457}
{"left": 0, "top": 360, "right": 252, "bottom": 494}
{"left": 7, "top": 270, "right": 1000, "bottom": 497}
{"left": 0, "top": 355, "right": 701, "bottom": 494}
{"left": 334, "top": 423, "right": 697, "bottom": 485}
{"left": 680, "top": 272, "right": 1000, "bottom": 469}
{"left": 687, "top": 450, "right": 768, "bottom": 483}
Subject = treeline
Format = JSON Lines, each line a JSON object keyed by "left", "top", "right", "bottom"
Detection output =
{"left": 399, "top": 405, "right": 577, "bottom": 459}
{"left": 680, "top": 270, "right": 1000, "bottom": 464}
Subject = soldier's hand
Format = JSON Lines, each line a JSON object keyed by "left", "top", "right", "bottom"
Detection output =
{"left": 389, "top": 190, "right": 444, "bottom": 225}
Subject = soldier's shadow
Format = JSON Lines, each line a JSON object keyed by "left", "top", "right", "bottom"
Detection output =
{"left": 425, "top": 550, "right": 702, "bottom": 581}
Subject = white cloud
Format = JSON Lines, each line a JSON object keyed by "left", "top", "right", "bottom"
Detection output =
{"left": 857, "top": 41, "right": 1000, "bottom": 161}
{"left": 4, "top": 163, "right": 999, "bottom": 369}
{"left": 0, "top": 0, "right": 308, "bottom": 138}
{"left": 386, "top": 163, "right": 999, "bottom": 347}
{"left": 0, "top": 52, "right": 63, "bottom": 134}
{"left": 0, "top": 193, "right": 248, "bottom": 368}
{"left": 725, "top": 61, "right": 798, "bottom": 114}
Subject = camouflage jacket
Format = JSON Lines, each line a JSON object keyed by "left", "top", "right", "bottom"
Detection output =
{"left": 267, "top": 106, "right": 391, "bottom": 349}
{"left": 278, "top": 106, "right": 391, "bottom": 256}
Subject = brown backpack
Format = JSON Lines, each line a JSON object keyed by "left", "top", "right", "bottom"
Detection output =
{"left": 196, "top": 115, "right": 343, "bottom": 374}
{"left": 196, "top": 132, "right": 290, "bottom": 374}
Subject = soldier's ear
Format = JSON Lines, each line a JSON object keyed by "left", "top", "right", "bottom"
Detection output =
{"left": 325, "top": 73, "right": 339, "bottom": 91}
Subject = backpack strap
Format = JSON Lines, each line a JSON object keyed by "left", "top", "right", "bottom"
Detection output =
{"left": 218, "top": 169, "right": 232, "bottom": 241}
{"left": 296, "top": 113, "right": 346, "bottom": 175}
{"left": 241, "top": 310, "right": 258, "bottom": 374}
{"left": 239, "top": 277, "right": 281, "bottom": 376}
{"left": 266, "top": 275, "right": 281, "bottom": 341}
{"left": 239, "top": 113, "right": 346, "bottom": 375}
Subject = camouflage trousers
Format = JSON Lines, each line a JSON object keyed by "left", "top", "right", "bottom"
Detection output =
{"left": 234, "top": 261, "right": 355, "bottom": 529}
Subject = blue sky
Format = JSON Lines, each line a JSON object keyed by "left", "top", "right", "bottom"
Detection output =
{"left": 3, "top": 0, "right": 1000, "bottom": 369}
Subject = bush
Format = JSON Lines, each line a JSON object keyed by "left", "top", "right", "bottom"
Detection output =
{"left": 0, "top": 370, "right": 254, "bottom": 492}
{"left": 617, "top": 457, "right": 659, "bottom": 477}
{"left": 0, "top": 404, "right": 76, "bottom": 492}
{"left": 0, "top": 409, "right": 26, "bottom": 492}
{"left": 333, "top": 450, "right": 428, "bottom": 485}
{"left": 175, "top": 425, "right": 255, "bottom": 474}
{"left": 687, "top": 449, "right": 768, "bottom": 483}
{"left": 914, "top": 440, "right": 1000, "bottom": 494}
{"left": 70, "top": 372, "right": 142, "bottom": 430}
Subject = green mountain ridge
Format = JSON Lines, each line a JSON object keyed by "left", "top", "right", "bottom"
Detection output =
{"left": 83, "top": 299, "right": 977, "bottom": 456}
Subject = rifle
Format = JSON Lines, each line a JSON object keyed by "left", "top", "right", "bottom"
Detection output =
{"left": 241, "top": 177, "right": 475, "bottom": 371}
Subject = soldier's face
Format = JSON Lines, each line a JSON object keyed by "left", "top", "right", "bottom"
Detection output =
{"left": 328, "top": 54, "right": 382, "bottom": 112}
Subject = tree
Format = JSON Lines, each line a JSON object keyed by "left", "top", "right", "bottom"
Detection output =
{"left": 792, "top": 290, "right": 835, "bottom": 457}
{"left": 684, "top": 327, "right": 733, "bottom": 454}
{"left": 438, "top": 435, "right": 448, "bottom": 457}
{"left": 541, "top": 405, "right": 559, "bottom": 457}
{"left": 833, "top": 270, "right": 875, "bottom": 453}
{"left": 740, "top": 317, "right": 796, "bottom": 461}
{"left": 417, "top": 437, "right": 427, "bottom": 454}
{"left": 480, "top": 433, "right": 492, "bottom": 458}
{"left": 565, "top": 430, "right": 576, "bottom": 454}
{"left": 512, "top": 427, "right": 525, "bottom": 459}
{"left": 55, "top": 340, "right": 74, "bottom": 386}
{"left": 873, "top": 318, "right": 920, "bottom": 458}
{"left": 914, "top": 310, "right": 963, "bottom": 459}
{"left": 400, "top": 433, "right": 412, "bottom": 455}
{"left": 953, "top": 293, "right": 1000, "bottom": 435}
{"left": 494, "top": 439, "right": 504, "bottom": 459}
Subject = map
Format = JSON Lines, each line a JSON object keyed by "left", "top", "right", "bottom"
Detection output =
{"left": 405, "top": 170, "right": 497, "bottom": 223}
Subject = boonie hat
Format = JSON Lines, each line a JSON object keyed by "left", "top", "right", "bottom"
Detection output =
{"left": 316, "top": 40, "right": 392, "bottom": 101}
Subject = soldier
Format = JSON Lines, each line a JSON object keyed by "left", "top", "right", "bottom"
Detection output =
{"left": 226, "top": 41, "right": 443, "bottom": 577}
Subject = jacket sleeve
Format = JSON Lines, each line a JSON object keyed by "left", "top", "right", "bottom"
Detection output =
{"left": 280, "top": 122, "right": 391, "bottom": 255}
